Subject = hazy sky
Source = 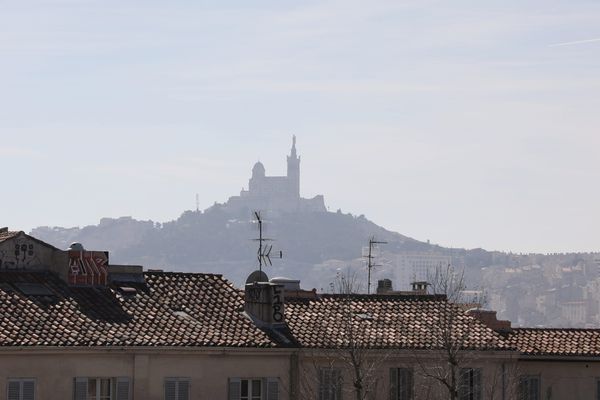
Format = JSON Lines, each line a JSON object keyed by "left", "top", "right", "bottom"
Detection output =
{"left": 1, "top": 0, "right": 599, "bottom": 254}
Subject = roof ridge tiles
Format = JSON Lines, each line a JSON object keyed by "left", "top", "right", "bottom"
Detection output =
{"left": 513, "top": 327, "right": 600, "bottom": 332}
{"left": 143, "top": 271, "right": 224, "bottom": 278}
{"left": 320, "top": 293, "right": 447, "bottom": 301}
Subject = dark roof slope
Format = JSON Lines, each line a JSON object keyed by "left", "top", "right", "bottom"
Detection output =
{"left": 0, "top": 271, "right": 275, "bottom": 347}
{"left": 0, "top": 231, "right": 60, "bottom": 250}
{"left": 285, "top": 294, "right": 510, "bottom": 350}
{"left": 507, "top": 328, "right": 600, "bottom": 356}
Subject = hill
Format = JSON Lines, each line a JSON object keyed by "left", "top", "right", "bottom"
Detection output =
{"left": 31, "top": 206, "right": 600, "bottom": 328}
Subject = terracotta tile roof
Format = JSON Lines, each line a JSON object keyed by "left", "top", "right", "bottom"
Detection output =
{"left": 0, "top": 230, "right": 60, "bottom": 250}
{"left": 284, "top": 294, "right": 510, "bottom": 350}
{"left": 0, "top": 231, "right": 21, "bottom": 243}
{"left": 507, "top": 328, "right": 600, "bottom": 356}
{"left": 0, "top": 271, "right": 275, "bottom": 347}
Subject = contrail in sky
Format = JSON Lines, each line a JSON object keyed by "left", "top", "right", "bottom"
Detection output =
{"left": 549, "top": 37, "right": 600, "bottom": 47}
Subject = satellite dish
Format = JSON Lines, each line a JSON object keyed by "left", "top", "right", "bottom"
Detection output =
{"left": 68, "top": 242, "right": 85, "bottom": 251}
{"left": 246, "top": 270, "right": 269, "bottom": 284}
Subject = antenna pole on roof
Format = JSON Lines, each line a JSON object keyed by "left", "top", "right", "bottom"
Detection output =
{"left": 365, "top": 236, "right": 387, "bottom": 295}
{"left": 252, "top": 211, "right": 283, "bottom": 274}
{"left": 195, "top": 193, "right": 200, "bottom": 212}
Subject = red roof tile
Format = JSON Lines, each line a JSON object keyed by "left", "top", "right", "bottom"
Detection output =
{"left": 507, "top": 328, "right": 600, "bottom": 356}
{"left": 285, "top": 294, "right": 509, "bottom": 350}
{"left": 0, "top": 271, "right": 275, "bottom": 347}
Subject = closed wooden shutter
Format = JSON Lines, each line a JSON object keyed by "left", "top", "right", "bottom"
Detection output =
{"left": 116, "top": 377, "right": 130, "bottom": 400}
{"left": 319, "top": 369, "right": 342, "bottom": 400}
{"left": 459, "top": 369, "right": 469, "bottom": 400}
{"left": 398, "top": 368, "right": 413, "bottom": 400}
{"left": 74, "top": 377, "right": 88, "bottom": 400}
{"left": 333, "top": 369, "right": 342, "bottom": 400}
{"left": 165, "top": 379, "right": 177, "bottom": 400}
{"left": 177, "top": 380, "right": 190, "bottom": 400}
{"left": 7, "top": 381, "right": 20, "bottom": 400}
{"left": 22, "top": 380, "right": 35, "bottom": 400}
{"left": 520, "top": 376, "right": 540, "bottom": 400}
{"left": 531, "top": 377, "right": 540, "bottom": 400}
{"left": 229, "top": 378, "right": 241, "bottom": 400}
{"left": 472, "top": 369, "right": 482, "bottom": 400}
{"left": 265, "top": 378, "right": 278, "bottom": 400}
{"left": 389, "top": 368, "right": 398, "bottom": 400}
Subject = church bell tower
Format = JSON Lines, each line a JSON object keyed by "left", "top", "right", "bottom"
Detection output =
{"left": 287, "top": 135, "right": 300, "bottom": 199}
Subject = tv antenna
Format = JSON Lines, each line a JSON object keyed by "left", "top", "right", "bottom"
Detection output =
{"left": 252, "top": 211, "right": 283, "bottom": 274}
{"left": 364, "top": 236, "right": 387, "bottom": 294}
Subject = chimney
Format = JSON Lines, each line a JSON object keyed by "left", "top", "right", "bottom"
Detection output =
{"left": 411, "top": 281, "right": 429, "bottom": 294}
{"left": 244, "top": 281, "right": 285, "bottom": 326}
{"left": 468, "top": 309, "right": 513, "bottom": 333}
{"left": 377, "top": 279, "right": 393, "bottom": 294}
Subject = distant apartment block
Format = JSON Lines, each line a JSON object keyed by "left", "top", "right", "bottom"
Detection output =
{"left": 394, "top": 252, "right": 452, "bottom": 290}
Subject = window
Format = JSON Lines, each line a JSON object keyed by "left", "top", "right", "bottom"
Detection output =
{"left": 458, "top": 368, "right": 482, "bottom": 400}
{"left": 7, "top": 379, "right": 35, "bottom": 400}
{"left": 390, "top": 368, "right": 413, "bottom": 400}
{"left": 319, "top": 368, "right": 342, "bottom": 400}
{"left": 229, "top": 378, "right": 279, "bottom": 400}
{"left": 519, "top": 376, "right": 540, "bottom": 400}
{"left": 165, "top": 378, "right": 190, "bottom": 400}
{"left": 73, "top": 377, "right": 130, "bottom": 400}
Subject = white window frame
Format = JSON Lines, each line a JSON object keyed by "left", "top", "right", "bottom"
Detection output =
{"left": 240, "top": 379, "right": 262, "bottom": 400}
{"left": 164, "top": 377, "right": 190, "bottom": 400}
{"left": 7, "top": 378, "right": 35, "bottom": 400}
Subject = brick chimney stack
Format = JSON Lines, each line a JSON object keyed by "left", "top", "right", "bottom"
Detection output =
{"left": 468, "top": 309, "right": 513, "bottom": 333}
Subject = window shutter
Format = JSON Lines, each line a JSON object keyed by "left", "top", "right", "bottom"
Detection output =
{"left": 389, "top": 368, "right": 398, "bottom": 400}
{"left": 116, "top": 377, "right": 130, "bottom": 400}
{"left": 165, "top": 379, "right": 177, "bottom": 400}
{"left": 265, "top": 378, "right": 279, "bottom": 400}
{"left": 318, "top": 369, "right": 327, "bottom": 400}
{"left": 532, "top": 377, "right": 540, "bottom": 400}
{"left": 473, "top": 369, "right": 482, "bottom": 400}
{"left": 74, "top": 377, "right": 88, "bottom": 400}
{"left": 229, "top": 378, "right": 241, "bottom": 400}
{"left": 334, "top": 369, "right": 342, "bottom": 400}
{"left": 177, "top": 380, "right": 190, "bottom": 400}
{"left": 22, "top": 380, "right": 35, "bottom": 400}
{"left": 7, "top": 381, "right": 20, "bottom": 400}
{"left": 401, "top": 369, "right": 413, "bottom": 400}
{"left": 458, "top": 369, "right": 469, "bottom": 400}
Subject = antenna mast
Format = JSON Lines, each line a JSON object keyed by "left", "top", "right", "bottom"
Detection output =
{"left": 252, "top": 211, "right": 283, "bottom": 274}
{"left": 364, "top": 236, "right": 387, "bottom": 294}
{"left": 195, "top": 193, "right": 200, "bottom": 212}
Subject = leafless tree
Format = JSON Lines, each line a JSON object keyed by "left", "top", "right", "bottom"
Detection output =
{"left": 297, "top": 270, "right": 388, "bottom": 400}
{"left": 408, "top": 263, "right": 497, "bottom": 400}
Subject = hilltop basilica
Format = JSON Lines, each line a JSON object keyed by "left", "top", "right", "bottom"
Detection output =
{"left": 221, "top": 136, "right": 326, "bottom": 214}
